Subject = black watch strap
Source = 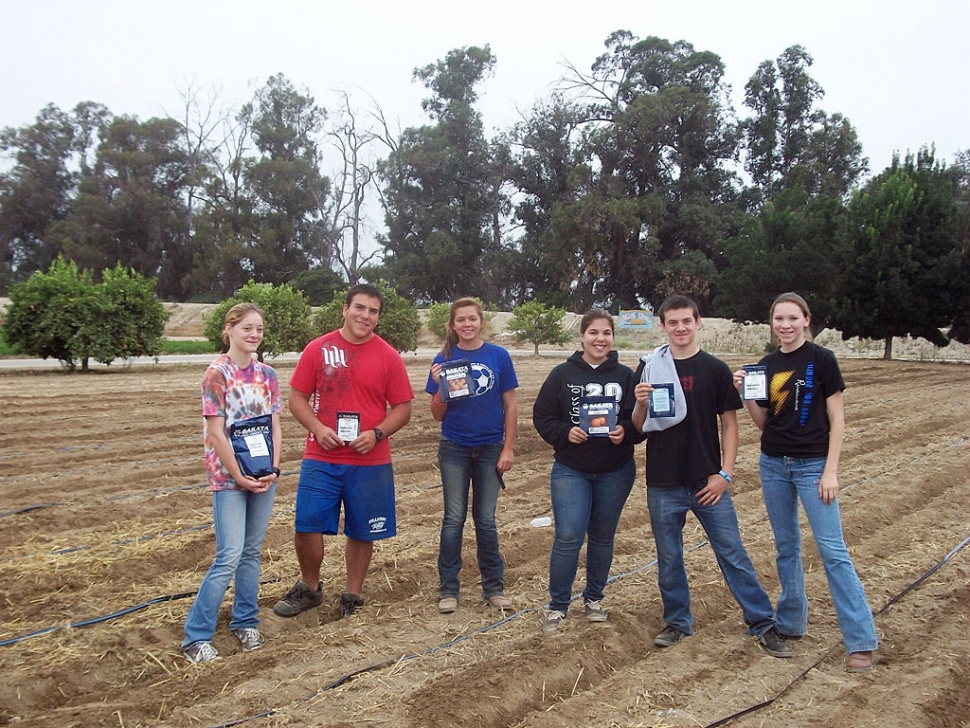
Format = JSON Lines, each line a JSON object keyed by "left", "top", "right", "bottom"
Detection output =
{"left": 373, "top": 427, "right": 385, "bottom": 441}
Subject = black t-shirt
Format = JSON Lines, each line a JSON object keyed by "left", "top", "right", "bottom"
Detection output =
{"left": 632, "top": 350, "right": 741, "bottom": 487}
{"left": 757, "top": 341, "right": 845, "bottom": 458}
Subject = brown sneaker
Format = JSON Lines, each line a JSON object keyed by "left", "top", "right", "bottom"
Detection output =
{"left": 846, "top": 651, "right": 873, "bottom": 672}
{"left": 438, "top": 597, "right": 458, "bottom": 614}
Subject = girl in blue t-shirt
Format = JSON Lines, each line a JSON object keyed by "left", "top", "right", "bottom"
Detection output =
{"left": 735, "top": 292, "right": 878, "bottom": 672}
{"left": 425, "top": 298, "right": 518, "bottom": 614}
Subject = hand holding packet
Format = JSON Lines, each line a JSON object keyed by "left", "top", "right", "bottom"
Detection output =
{"left": 579, "top": 396, "right": 619, "bottom": 436}
{"left": 741, "top": 365, "right": 768, "bottom": 400}
{"left": 337, "top": 411, "right": 360, "bottom": 442}
{"left": 439, "top": 359, "right": 475, "bottom": 401}
{"left": 229, "top": 413, "right": 275, "bottom": 478}
{"left": 648, "top": 383, "right": 676, "bottom": 417}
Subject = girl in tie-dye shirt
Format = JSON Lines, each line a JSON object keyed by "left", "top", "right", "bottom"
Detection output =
{"left": 181, "top": 303, "right": 283, "bottom": 663}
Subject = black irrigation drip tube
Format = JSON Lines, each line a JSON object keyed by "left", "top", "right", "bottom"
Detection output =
{"left": 206, "top": 533, "right": 970, "bottom": 728}
{"left": 0, "top": 574, "right": 287, "bottom": 649}
{"left": 0, "top": 592, "right": 197, "bottom": 648}
{"left": 700, "top": 532, "right": 970, "bottom": 728}
{"left": 0, "top": 469, "right": 298, "bottom": 518}
{"left": 205, "top": 544, "right": 711, "bottom": 728}
{"left": 0, "top": 503, "right": 64, "bottom": 518}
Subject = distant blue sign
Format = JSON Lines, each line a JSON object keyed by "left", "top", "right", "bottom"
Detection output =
{"left": 618, "top": 309, "right": 653, "bottom": 329}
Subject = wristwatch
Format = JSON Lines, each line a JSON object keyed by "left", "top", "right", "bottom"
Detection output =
{"left": 373, "top": 427, "right": 385, "bottom": 442}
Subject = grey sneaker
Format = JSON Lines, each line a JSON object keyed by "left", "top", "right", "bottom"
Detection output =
{"left": 339, "top": 592, "right": 364, "bottom": 618}
{"left": 759, "top": 627, "right": 794, "bottom": 658}
{"left": 273, "top": 580, "right": 323, "bottom": 617}
{"left": 584, "top": 600, "right": 608, "bottom": 622}
{"left": 654, "top": 625, "right": 688, "bottom": 647}
{"left": 542, "top": 609, "right": 566, "bottom": 633}
{"left": 182, "top": 640, "right": 220, "bottom": 663}
{"left": 232, "top": 627, "right": 264, "bottom": 652}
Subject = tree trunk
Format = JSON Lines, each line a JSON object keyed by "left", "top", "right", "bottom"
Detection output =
{"left": 883, "top": 336, "right": 893, "bottom": 360}
{"left": 533, "top": 342, "right": 540, "bottom": 357}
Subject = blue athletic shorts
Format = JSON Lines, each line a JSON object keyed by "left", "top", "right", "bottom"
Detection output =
{"left": 294, "top": 460, "right": 396, "bottom": 541}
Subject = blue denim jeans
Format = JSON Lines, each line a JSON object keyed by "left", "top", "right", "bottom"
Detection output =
{"left": 548, "top": 459, "right": 635, "bottom": 613}
{"left": 182, "top": 484, "right": 276, "bottom": 647}
{"left": 437, "top": 438, "right": 506, "bottom": 599}
{"left": 647, "top": 483, "right": 775, "bottom": 636}
{"left": 759, "top": 454, "right": 878, "bottom": 654}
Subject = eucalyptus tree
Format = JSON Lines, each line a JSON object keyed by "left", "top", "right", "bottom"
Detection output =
{"left": 0, "top": 102, "right": 110, "bottom": 292}
{"left": 552, "top": 31, "right": 741, "bottom": 311}
{"left": 242, "top": 74, "right": 331, "bottom": 285}
{"left": 50, "top": 114, "right": 192, "bottom": 299}
{"left": 716, "top": 45, "right": 867, "bottom": 328}
{"left": 378, "top": 45, "right": 502, "bottom": 303}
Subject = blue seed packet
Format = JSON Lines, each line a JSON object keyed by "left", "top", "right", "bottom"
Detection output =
{"left": 439, "top": 359, "right": 476, "bottom": 401}
{"left": 579, "top": 396, "right": 619, "bottom": 437}
{"left": 229, "top": 413, "right": 275, "bottom": 478}
{"left": 649, "top": 383, "right": 676, "bottom": 418}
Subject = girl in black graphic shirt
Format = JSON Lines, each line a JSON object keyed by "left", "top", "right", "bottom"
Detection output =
{"left": 735, "top": 292, "right": 878, "bottom": 672}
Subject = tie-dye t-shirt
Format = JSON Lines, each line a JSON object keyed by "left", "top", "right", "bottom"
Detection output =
{"left": 202, "top": 354, "right": 283, "bottom": 490}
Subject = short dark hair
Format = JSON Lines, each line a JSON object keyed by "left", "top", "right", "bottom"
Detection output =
{"left": 658, "top": 295, "right": 699, "bottom": 323}
{"left": 344, "top": 283, "right": 384, "bottom": 315}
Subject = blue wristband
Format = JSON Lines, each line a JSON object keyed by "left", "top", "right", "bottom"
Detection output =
{"left": 718, "top": 469, "right": 733, "bottom": 483}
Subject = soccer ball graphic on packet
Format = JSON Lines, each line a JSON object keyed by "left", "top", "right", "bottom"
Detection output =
{"left": 470, "top": 363, "right": 494, "bottom": 394}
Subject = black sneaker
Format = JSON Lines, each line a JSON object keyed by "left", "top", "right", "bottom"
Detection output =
{"left": 339, "top": 592, "right": 364, "bottom": 618}
{"left": 273, "top": 580, "right": 323, "bottom": 617}
{"left": 759, "top": 627, "right": 794, "bottom": 658}
{"left": 654, "top": 625, "right": 688, "bottom": 647}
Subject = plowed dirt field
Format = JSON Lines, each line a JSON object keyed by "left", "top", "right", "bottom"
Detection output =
{"left": 1, "top": 354, "right": 968, "bottom": 727}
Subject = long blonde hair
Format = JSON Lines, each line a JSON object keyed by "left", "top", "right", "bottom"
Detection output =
{"left": 441, "top": 297, "right": 485, "bottom": 359}
{"left": 221, "top": 302, "right": 265, "bottom": 346}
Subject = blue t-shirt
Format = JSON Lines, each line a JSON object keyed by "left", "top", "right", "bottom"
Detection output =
{"left": 425, "top": 342, "right": 518, "bottom": 447}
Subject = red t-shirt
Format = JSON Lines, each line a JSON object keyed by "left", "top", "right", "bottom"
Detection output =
{"left": 290, "top": 330, "right": 414, "bottom": 465}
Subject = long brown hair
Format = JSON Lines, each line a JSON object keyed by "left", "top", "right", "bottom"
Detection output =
{"left": 769, "top": 292, "right": 812, "bottom": 321}
{"left": 441, "top": 297, "right": 485, "bottom": 359}
{"left": 579, "top": 308, "right": 614, "bottom": 334}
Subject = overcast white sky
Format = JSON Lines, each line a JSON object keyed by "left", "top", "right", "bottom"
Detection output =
{"left": 2, "top": 0, "right": 968, "bottom": 173}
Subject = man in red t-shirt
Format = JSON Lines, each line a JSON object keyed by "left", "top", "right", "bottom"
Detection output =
{"left": 274, "top": 284, "right": 414, "bottom": 619}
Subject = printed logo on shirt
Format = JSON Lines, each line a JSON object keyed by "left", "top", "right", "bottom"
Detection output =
{"left": 679, "top": 375, "right": 695, "bottom": 394}
{"left": 567, "top": 382, "right": 624, "bottom": 424}
{"left": 770, "top": 370, "right": 795, "bottom": 415}
{"left": 321, "top": 344, "right": 348, "bottom": 369}
{"left": 368, "top": 516, "right": 388, "bottom": 534}
{"left": 470, "top": 362, "right": 495, "bottom": 394}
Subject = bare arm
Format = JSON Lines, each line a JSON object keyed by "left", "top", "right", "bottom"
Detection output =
{"left": 819, "top": 390, "right": 845, "bottom": 504}
{"left": 696, "top": 409, "right": 738, "bottom": 506}
{"left": 429, "top": 363, "right": 448, "bottom": 421}
{"left": 733, "top": 369, "right": 768, "bottom": 431}
{"left": 498, "top": 389, "right": 517, "bottom": 472}
{"left": 631, "top": 382, "right": 653, "bottom": 433}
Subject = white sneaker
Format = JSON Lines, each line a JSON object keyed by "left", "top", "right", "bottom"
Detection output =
{"left": 584, "top": 600, "right": 608, "bottom": 622}
{"left": 183, "top": 641, "right": 220, "bottom": 663}
{"left": 232, "top": 628, "right": 264, "bottom": 652}
{"left": 542, "top": 609, "right": 566, "bottom": 633}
